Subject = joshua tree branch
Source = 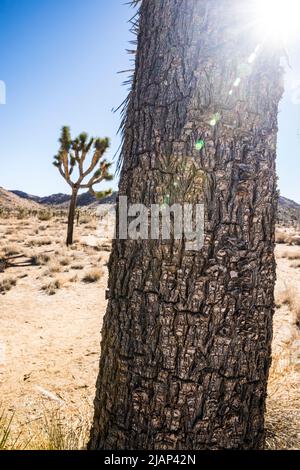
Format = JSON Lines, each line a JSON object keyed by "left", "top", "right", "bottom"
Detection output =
{"left": 79, "top": 151, "right": 87, "bottom": 177}
{"left": 80, "top": 176, "right": 105, "bottom": 189}
{"left": 81, "top": 150, "right": 101, "bottom": 179}
{"left": 58, "top": 164, "right": 73, "bottom": 187}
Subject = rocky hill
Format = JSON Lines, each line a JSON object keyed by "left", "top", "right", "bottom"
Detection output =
{"left": 278, "top": 196, "right": 300, "bottom": 227}
{"left": 11, "top": 189, "right": 117, "bottom": 208}
{"left": 12, "top": 190, "right": 71, "bottom": 206}
{"left": 0, "top": 187, "right": 42, "bottom": 210}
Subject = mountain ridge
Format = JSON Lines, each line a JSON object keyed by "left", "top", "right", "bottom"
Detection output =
{"left": 11, "top": 189, "right": 117, "bottom": 207}
{"left": 0, "top": 187, "right": 42, "bottom": 210}
{"left": 2, "top": 188, "right": 300, "bottom": 226}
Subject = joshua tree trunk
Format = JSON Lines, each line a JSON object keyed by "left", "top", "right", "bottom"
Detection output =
{"left": 66, "top": 187, "right": 78, "bottom": 246}
{"left": 89, "top": 0, "right": 283, "bottom": 450}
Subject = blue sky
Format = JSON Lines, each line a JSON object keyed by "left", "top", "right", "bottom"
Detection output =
{"left": 0, "top": 0, "right": 299, "bottom": 203}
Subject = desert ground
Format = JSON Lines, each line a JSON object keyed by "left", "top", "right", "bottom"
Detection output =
{"left": 0, "top": 212, "right": 299, "bottom": 449}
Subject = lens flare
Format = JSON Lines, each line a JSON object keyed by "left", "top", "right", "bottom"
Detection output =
{"left": 255, "top": 0, "right": 300, "bottom": 44}
{"left": 195, "top": 140, "right": 205, "bottom": 151}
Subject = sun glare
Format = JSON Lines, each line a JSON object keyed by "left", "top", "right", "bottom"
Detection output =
{"left": 256, "top": 0, "right": 300, "bottom": 44}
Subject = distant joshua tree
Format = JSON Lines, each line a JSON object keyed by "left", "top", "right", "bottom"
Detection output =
{"left": 53, "top": 126, "right": 113, "bottom": 246}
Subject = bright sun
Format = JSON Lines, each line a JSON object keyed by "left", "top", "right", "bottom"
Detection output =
{"left": 256, "top": 0, "right": 300, "bottom": 44}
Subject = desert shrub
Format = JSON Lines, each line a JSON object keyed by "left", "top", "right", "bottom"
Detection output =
{"left": 41, "top": 279, "right": 61, "bottom": 295}
{"left": 79, "top": 217, "right": 91, "bottom": 225}
{"left": 29, "top": 238, "right": 52, "bottom": 247}
{"left": 59, "top": 257, "right": 70, "bottom": 267}
{"left": 266, "top": 399, "right": 300, "bottom": 450}
{"left": 16, "top": 208, "right": 28, "bottom": 220}
{"left": 23, "top": 409, "right": 89, "bottom": 450}
{"left": 275, "top": 231, "right": 290, "bottom": 244}
{"left": 84, "top": 223, "right": 97, "bottom": 230}
{"left": 280, "top": 287, "right": 296, "bottom": 308}
{"left": 288, "top": 252, "right": 300, "bottom": 260}
{"left": 82, "top": 269, "right": 103, "bottom": 283}
{"left": 1, "top": 408, "right": 89, "bottom": 450}
{"left": 36, "top": 411, "right": 88, "bottom": 450}
{"left": 31, "top": 253, "right": 51, "bottom": 266}
{"left": 0, "top": 208, "right": 12, "bottom": 219}
{"left": 2, "top": 244, "right": 20, "bottom": 257}
{"left": 281, "top": 250, "right": 300, "bottom": 260}
{"left": 82, "top": 244, "right": 103, "bottom": 254}
{"left": 278, "top": 287, "right": 300, "bottom": 326}
{"left": 0, "top": 277, "right": 17, "bottom": 294}
{"left": 71, "top": 263, "right": 84, "bottom": 270}
{"left": 45, "top": 262, "right": 61, "bottom": 275}
{"left": 69, "top": 241, "right": 80, "bottom": 250}
{"left": 289, "top": 235, "right": 300, "bottom": 246}
{"left": 38, "top": 211, "right": 52, "bottom": 222}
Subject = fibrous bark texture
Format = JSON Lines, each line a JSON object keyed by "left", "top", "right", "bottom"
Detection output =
{"left": 67, "top": 188, "right": 78, "bottom": 246}
{"left": 89, "top": 0, "right": 283, "bottom": 450}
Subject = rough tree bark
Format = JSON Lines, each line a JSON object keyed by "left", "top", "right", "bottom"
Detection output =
{"left": 89, "top": 0, "right": 283, "bottom": 450}
{"left": 66, "top": 187, "right": 78, "bottom": 246}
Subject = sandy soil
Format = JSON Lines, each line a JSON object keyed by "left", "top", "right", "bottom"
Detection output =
{"left": 0, "top": 214, "right": 110, "bottom": 441}
{"left": 0, "top": 215, "right": 299, "bottom": 448}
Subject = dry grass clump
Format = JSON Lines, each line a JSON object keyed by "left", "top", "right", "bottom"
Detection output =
{"left": 0, "top": 408, "right": 89, "bottom": 450}
{"left": 71, "top": 263, "right": 84, "bottom": 270}
{"left": 41, "top": 279, "right": 62, "bottom": 295}
{"left": 289, "top": 235, "right": 300, "bottom": 246}
{"left": 38, "top": 212, "right": 52, "bottom": 222}
{"left": 276, "top": 230, "right": 300, "bottom": 246}
{"left": 280, "top": 287, "right": 299, "bottom": 309}
{"left": 59, "top": 257, "right": 71, "bottom": 267}
{"left": 28, "top": 238, "right": 52, "bottom": 247}
{"left": 45, "top": 262, "right": 62, "bottom": 275}
{"left": 0, "top": 277, "right": 17, "bottom": 294}
{"left": 82, "top": 268, "right": 103, "bottom": 284}
{"left": 84, "top": 223, "right": 97, "bottom": 230}
{"left": 278, "top": 287, "right": 300, "bottom": 326}
{"left": 79, "top": 217, "right": 92, "bottom": 225}
{"left": 39, "top": 225, "right": 49, "bottom": 232}
{"left": 0, "top": 409, "right": 15, "bottom": 450}
{"left": 32, "top": 411, "right": 89, "bottom": 450}
{"left": 68, "top": 240, "right": 81, "bottom": 250}
{"left": 275, "top": 230, "right": 291, "bottom": 244}
{"left": 31, "top": 253, "right": 51, "bottom": 266}
{"left": 266, "top": 370, "right": 300, "bottom": 450}
{"left": 82, "top": 244, "right": 104, "bottom": 255}
{"left": 281, "top": 250, "right": 300, "bottom": 260}
{"left": 68, "top": 274, "right": 78, "bottom": 283}
{"left": 289, "top": 252, "right": 300, "bottom": 260}
{"left": 2, "top": 244, "right": 20, "bottom": 257}
{"left": 266, "top": 400, "right": 300, "bottom": 450}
